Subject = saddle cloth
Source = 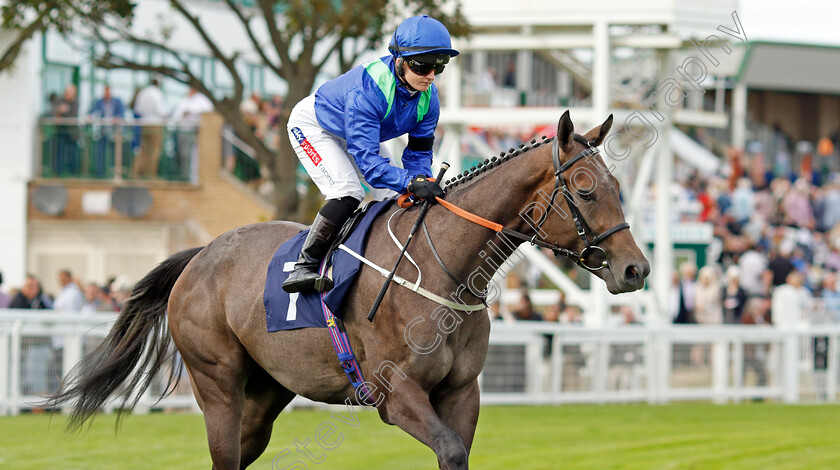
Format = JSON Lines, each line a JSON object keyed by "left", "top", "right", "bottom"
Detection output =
{"left": 264, "top": 199, "right": 392, "bottom": 332}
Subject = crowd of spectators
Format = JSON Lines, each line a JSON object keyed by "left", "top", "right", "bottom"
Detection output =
{"left": 0, "top": 269, "right": 134, "bottom": 396}
{"left": 44, "top": 80, "right": 213, "bottom": 181}
{"left": 670, "top": 133, "right": 840, "bottom": 328}
{"left": 0, "top": 269, "right": 133, "bottom": 314}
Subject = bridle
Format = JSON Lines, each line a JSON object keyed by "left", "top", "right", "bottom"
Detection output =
{"left": 526, "top": 134, "right": 631, "bottom": 271}
{"left": 431, "top": 134, "right": 629, "bottom": 273}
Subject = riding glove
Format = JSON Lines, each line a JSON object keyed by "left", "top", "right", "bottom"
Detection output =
{"left": 407, "top": 175, "right": 444, "bottom": 203}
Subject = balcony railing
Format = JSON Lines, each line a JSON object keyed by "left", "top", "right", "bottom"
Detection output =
{"left": 38, "top": 118, "right": 200, "bottom": 184}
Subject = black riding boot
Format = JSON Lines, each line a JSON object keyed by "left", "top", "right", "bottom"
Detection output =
{"left": 282, "top": 213, "right": 340, "bottom": 293}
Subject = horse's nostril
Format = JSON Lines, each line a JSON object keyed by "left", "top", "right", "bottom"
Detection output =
{"left": 625, "top": 265, "right": 640, "bottom": 283}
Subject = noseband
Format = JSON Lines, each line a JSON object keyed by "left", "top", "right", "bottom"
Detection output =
{"left": 507, "top": 135, "right": 629, "bottom": 271}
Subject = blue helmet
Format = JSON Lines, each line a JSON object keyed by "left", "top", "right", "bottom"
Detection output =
{"left": 388, "top": 15, "right": 460, "bottom": 59}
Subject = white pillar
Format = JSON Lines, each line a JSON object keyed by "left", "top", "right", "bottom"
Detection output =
{"left": 0, "top": 35, "right": 37, "bottom": 289}
{"left": 591, "top": 21, "right": 610, "bottom": 125}
{"left": 446, "top": 46, "right": 463, "bottom": 113}
{"left": 732, "top": 81, "right": 748, "bottom": 152}
{"left": 653, "top": 50, "right": 674, "bottom": 323}
{"left": 515, "top": 50, "right": 532, "bottom": 104}
{"left": 589, "top": 20, "right": 611, "bottom": 327}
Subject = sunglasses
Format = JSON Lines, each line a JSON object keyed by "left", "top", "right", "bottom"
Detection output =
{"left": 407, "top": 59, "right": 446, "bottom": 76}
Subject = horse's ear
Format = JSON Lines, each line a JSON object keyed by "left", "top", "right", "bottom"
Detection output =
{"left": 584, "top": 114, "right": 613, "bottom": 147}
{"left": 557, "top": 110, "right": 574, "bottom": 152}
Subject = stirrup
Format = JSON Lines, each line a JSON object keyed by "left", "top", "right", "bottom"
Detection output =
{"left": 282, "top": 267, "right": 335, "bottom": 294}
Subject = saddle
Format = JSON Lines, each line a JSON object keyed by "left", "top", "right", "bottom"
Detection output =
{"left": 263, "top": 199, "right": 392, "bottom": 332}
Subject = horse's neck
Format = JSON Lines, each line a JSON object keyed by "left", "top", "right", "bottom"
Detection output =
{"left": 425, "top": 147, "right": 552, "bottom": 297}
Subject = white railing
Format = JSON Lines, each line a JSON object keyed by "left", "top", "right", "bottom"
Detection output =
{"left": 0, "top": 310, "right": 198, "bottom": 416}
{"left": 2, "top": 309, "right": 839, "bottom": 415}
{"left": 480, "top": 323, "right": 840, "bottom": 405}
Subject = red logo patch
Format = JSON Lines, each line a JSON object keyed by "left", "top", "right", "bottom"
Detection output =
{"left": 300, "top": 139, "right": 322, "bottom": 166}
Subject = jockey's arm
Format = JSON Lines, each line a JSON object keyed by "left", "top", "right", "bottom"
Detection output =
{"left": 345, "top": 90, "right": 413, "bottom": 193}
{"left": 401, "top": 99, "right": 438, "bottom": 179}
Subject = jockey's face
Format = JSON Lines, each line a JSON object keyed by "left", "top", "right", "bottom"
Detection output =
{"left": 401, "top": 59, "right": 436, "bottom": 92}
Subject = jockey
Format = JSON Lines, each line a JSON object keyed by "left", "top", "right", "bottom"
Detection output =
{"left": 283, "top": 15, "right": 459, "bottom": 294}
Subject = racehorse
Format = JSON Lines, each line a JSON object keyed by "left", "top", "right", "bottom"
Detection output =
{"left": 49, "top": 111, "right": 649, "bottom": 469}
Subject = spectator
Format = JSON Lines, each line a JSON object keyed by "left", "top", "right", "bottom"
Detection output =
{"left": 738, "top": 241, "right": 768, "bottom": 296}
{"left": 54, "top": 84, "right": 80, "bottom": 176}
{"left": 771, "top": 271, "right": 812, "bottom": 328}
{"left": 674, "top": 262, "right": 697, "bottom": 324}
{"left": 0, "top": 271, "right": 10, "bottom": 309}
{"left": 512, "top": 293, "right": 542, "bottom": 321}
{"left": 89, "top": 84, "right": 126, "bottom": 120}
{"left": 729, "top": 178, "right": 755, "bottom": 233}
{"left": 132, "top": 78, "right": 168, "bottom": 179}
{"left": 109, "top": 275, "right": 135, "bottom": 311}
{"left": 694, "top": 266, "right": 723, "bottom": 325}
{"left": 768, "top": 243, "right": 796, "bottom": 287}
{"left": 88, "top": 85, "right": 127, "bottom": 177}
{"left": 172, "top": 87, "right": 214, "bottom": 182}
{"left": 81, "top": 282, "right": 116, "bottom": 313}
{"left": 503, "top": 61, "right": 516, "bottom": 88}
{"left": 722, "top": 266, "right": 748, "bottom": 324}
{"left": 820, "top": 181, "right": 840, "bottom": 232}
{"left": 475, "top": 67, "right": 497, "bottom": 94}
{"left": 9, "top": 274, "right": 52, "bottom": 310}
{"left": 53, "top": 269, "right": 84, "bottom": 313}
{"left": 9, "top": 275, "right": 53, "bottom": 395}
{"left": 543, "top": 303, "right": 560, "bottom": 323}
{"left": 782, "top": 179, "right": 815, "bottom": 229}
{"left": 559, "top": 305, "right": 584, "bottom": 325}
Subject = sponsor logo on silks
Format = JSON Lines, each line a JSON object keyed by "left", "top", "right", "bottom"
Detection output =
{"left": 291, "top": 127, "right": 322, "bottom": 166}
{"left": 319, "top": 165, "right": 336, "bottom": 186}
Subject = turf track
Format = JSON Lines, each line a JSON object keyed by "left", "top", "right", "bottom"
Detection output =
{"left": 2, "top": 404, "right": 839, "bottom": 469}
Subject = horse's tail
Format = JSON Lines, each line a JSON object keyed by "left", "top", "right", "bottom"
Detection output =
{"left": 46, "top": 247, "right": 204, "bottom": 430}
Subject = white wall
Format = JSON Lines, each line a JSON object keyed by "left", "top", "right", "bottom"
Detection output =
{"left": 0, "top": 31, "right": 40, "bottom": 290}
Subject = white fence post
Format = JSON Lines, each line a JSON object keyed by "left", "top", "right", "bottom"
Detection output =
{"left": 9, "top": 319, "right": 23, "bottom": 416}
{"left": 61, "top": 332, "right": 83, "bottom": 415}
{"left": 731, "top": 336, "right": 744, "bottom": 404}
{"left": 783, "top": 334, "right": 800, "bottom": 404}
{"left": 0, "top": 325, "right": 8, "bottom": 415}
{"left": 712, "top": 339, "right": 728, "bottom": 404}
{"left": 828, "top": 335, "right": 839, "bottom": 402}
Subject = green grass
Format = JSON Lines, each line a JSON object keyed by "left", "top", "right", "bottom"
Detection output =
{"left": 1, "top": 404, "right": 839, "bottom": 469}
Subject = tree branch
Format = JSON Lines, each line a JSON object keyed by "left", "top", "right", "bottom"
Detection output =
{"left": 0, "top": 9, "right": 50, "bottom": 73}
{"left": 222, "top": 0, "right": 283, "bottom": 78}
{"left": 315, "top": 34, "right": 345, "bottom": 71}
{"left": 257, "top": 0, "right": 295, "bottom": 77}
{"left": 169, "top": 0, "right": 244, "bottom": 103}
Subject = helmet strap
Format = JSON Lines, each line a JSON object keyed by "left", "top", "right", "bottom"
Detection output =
{"left": 395, "top": 58, "right": 418, "bottom": 92}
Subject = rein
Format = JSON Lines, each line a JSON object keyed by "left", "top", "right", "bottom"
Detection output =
{"left": 431, "top": 135, "right": 629, "bottom": 272}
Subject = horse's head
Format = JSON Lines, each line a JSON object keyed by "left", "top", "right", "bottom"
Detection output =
{"left": 532, "top": 111, "right": 650, "bottom": 293}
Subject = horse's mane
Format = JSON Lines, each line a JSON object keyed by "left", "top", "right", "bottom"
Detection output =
{"left": 442, "top": 135, "right": 553, "bottom": 195}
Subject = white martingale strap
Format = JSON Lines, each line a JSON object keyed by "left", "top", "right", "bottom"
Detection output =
{"left": 386, "top": 208, "right": 422, "bottom": 291}
{"left": 337, "top": 244, "right": 485, "bottom": 312}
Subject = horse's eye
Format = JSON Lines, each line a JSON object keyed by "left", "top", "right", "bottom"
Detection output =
{"left": 577, "top": 191, "right": 593, "bottom": 201}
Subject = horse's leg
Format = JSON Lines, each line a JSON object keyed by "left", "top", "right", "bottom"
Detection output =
{"left": 379, "top": 381, "right": 468, "bottom": 470}
{"left": 239, "top": 366, "right": 296, "bottom": 469}
{"left": 178, "top": 339, "right": 250, "bottom": 470}
{"left": 431, "top": 380, "right": 481, "bottom": 453}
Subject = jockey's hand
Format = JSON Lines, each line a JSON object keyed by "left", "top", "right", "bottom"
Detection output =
{"left": 407, "top": 175, "right": 444, "bottom": 204}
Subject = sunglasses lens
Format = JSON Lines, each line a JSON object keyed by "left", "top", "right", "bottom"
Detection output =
{"left": 409, "top": 60, "right": 445, "bottom": 75}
